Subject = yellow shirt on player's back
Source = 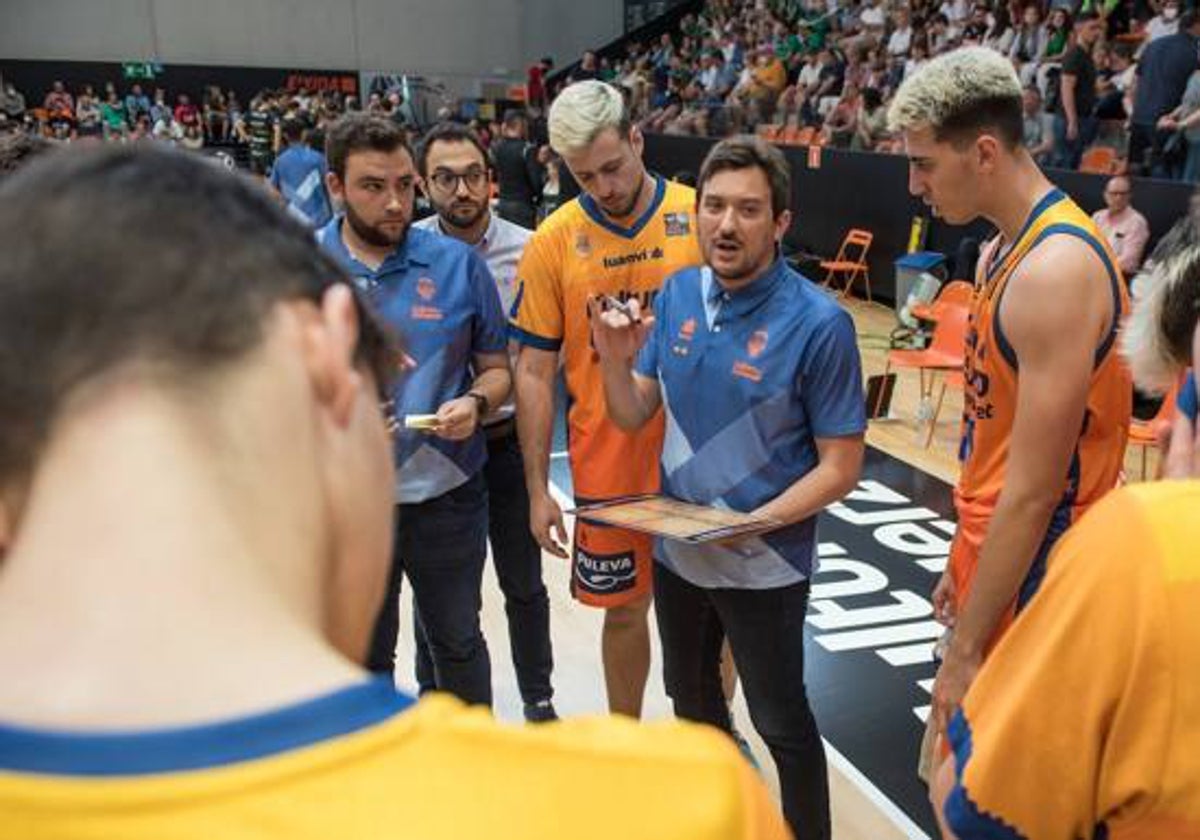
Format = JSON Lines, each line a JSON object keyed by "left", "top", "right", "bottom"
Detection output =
{"left": 509, "top": 176, "right": 702, "bottom": 501}
{"left": 0, "top": 685, "right": 788, "bottom": 840}
{"left": 945, "top": 481, "right": 1200, "bottom": 839}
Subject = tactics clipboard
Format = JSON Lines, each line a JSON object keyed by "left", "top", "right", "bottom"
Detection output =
{"left": 568, "top": 495, "right": 780, "bottom": 544}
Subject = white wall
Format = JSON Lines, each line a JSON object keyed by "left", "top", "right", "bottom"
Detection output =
{"left": 0, "top": 0, "right": 624, "bottom": 90}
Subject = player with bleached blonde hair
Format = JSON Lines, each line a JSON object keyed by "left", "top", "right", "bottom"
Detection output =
{"left": 889, "top": 46, "right": 1131, "bottom": 748}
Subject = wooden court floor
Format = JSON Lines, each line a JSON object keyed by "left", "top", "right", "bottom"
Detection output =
{"left": 394, "top": 297, "right": 1158, "bottom": 840}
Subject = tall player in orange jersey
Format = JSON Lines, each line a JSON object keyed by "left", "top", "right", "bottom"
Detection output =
{"left": 888, "top": 47, "right": 1131, "bottom": 737}
{"left": 510, "top": 82, "right": 702, "bottom": 717}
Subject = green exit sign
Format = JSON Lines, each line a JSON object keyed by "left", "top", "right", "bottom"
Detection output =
{"left": 121, "top": 63, "right": 158, "bottom": 80}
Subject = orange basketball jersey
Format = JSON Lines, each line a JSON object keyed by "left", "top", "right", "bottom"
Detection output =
{"left": 951, "top": 187, "right": 1131, "bottom": 615}
{"left": 509, "top": 177, "right": 702, "bottom": 501}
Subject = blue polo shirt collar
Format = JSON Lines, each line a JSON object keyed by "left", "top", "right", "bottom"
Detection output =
{"left": 326, "top": 215, "right": 433, "bottom": 276}
{"left": 704, "top": 254, "right": 788, "bottom": 318}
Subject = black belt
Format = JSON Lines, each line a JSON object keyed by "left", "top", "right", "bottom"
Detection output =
{"left": 483, "top": 416, "right": 517, "bottom": 440}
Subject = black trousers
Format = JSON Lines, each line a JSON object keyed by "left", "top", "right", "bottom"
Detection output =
{"left": 654, "top": 561, "right": 830, "bottom": 840}
{"left": 366, "top": 471, "right": 492, "bottom": 706}
{"left": 415, "top": 427, "right": 554, "bottom": 704}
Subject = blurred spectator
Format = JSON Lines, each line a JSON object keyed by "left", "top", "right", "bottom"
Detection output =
{"left": 572, "top": 50, "right": 602, "bottom": 83}
{"left": 1131, "top": 10, "right": 1200, "bottom": 176}
{"left": 204, "top": 85, "right": 229, "bottom": 142}
{"left": 1043, "top": 7, "right": 1073, "bottom": 62}
{"left": 244, "top": 95, "right": 280, "bottom": 176}
{"left": 152, "top": 109, "right": 184, "bottom": 144}
{"left": 0, "top": 79, "right": 26, "bottom": 125}
{"left": 1095, "top": 43, "right": 1136, "bottom": 119}
{"left": 1157, "top": 63, "right": 1200, "bottom": 182}
{"left": 43, "top": 80, "right": 74, "bottom": 117}
{"left": 527, "top": 56, "right": 553, "bottom": 109}
{"left": 888, "top": 7, "right": 915, "bottom": 57}
{"left": 75, "top": 88, "right": 102, "bottom": 139}
{"left": 125, "top": 84, "right": 151, "bottom": 124}
{"left": 492, "top": 109, "right": 543, "bottom": 229}
{"left": 1092, "top": 175, "right": 1150, "bottom": 275}
{"left": 854, "top": 86, "right": 892, "bottom": 150}
{"left": 181, "top": 123, "right": 204, "bottom": 150}
{"left": 1051, "top": 11, "right": 1103, "bottom": 170}
{"left": 1022, "top": 85, "right": 1055, "bottom": 164}
{"left": 149, "top": 88, "right": 171, "bottom": 125}
{"left": 174, "top": 93, "right": 200, "bottom": 131}
{"left": 100, "top": 90, "right": 128, "bottom": 140}
{"left": 269, "top": 117, "right": 331, "bottom": 228}
{"left": 824, "top": 80, "right": 861, "bottom": 147}
{"left": 1009, "top": 4, "right": 1047, "bottom": 64}
{"left": 1145, "top": 0, "right": 1182, "bottom": 43}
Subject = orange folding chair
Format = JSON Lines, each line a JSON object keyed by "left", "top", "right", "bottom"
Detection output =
{"left": 821, "top": 228, "right": 874, "bottom": 302}
{"left": 1127, "top": 380, "right": 1181, "bottom": 480}
{"left": 872, "top": 302, "right": 968, "bottom": 420}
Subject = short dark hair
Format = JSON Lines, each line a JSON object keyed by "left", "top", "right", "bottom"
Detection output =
{"left": 0, "top": 144, "right": 396, "bottom": 486}
{"left": 697, "top": 135, "right": 790, "bottom": 218}
{"left": 416, "top": 122, "right": 490, "bottom": 175}
{"left": 0, "top": 134, "right": 55, "bottom": 177}
{"left": 502, "top": 108, "right": 528, "bottom": 128}
{"left": 940, "top": 95, "right": 1024, "bottom": 149}
{"left": 281, "top": 117, "right": 305, "bottom": 143}
{"left": 324, "top": 112, "right": 411, "bottom": 179}
{"left": 1074, "top": 9, "right": 1098, "bottom": 24}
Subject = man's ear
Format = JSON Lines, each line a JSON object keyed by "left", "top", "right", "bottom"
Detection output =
{"left": 297, "top": 284, "right": 363, "bottom": 428}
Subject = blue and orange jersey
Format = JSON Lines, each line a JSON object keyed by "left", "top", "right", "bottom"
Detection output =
{"left": 509, "top": 176, "right": 702, "bottom": 501}
{"left": 945, "top": 481, "right": 1200, "bottom": 839}
{"left": 952, "top": 188, "right": 1131, "bottom": 613}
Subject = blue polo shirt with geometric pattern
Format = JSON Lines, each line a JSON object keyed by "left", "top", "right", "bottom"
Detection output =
{"left": 317, "top": 217, "right": 508, "bottom": 504}
{"left": 634, "top": 258, "right": 866, "bottom": 589}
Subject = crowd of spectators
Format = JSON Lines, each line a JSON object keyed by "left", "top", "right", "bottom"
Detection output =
{"left": 0, "top": 75, "right": 431, "bottom": 176}
{"left": 558, "top": 0, "right": 1200, "bottom": 180}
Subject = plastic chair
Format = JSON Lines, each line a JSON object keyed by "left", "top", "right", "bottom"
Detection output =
{"left": 925, "top": 369, "right": 965, "bottom": 449}
{"left": 909, "top": 280, "right": 974, "bottom": 322}
{"left": 821, "top": 228, "right": 875, "bottom": 302}
{"left": 1080, "top": 146, "right": 1117, "bottom": 175}
{"left": 872, "top": 302, "right": 968, "bottom": 420}
{"left": 1127, "top": 380, "right": 1181, "bottom": 480}
{"left": 757, "top": 123, "right": 781, "bottom": 142}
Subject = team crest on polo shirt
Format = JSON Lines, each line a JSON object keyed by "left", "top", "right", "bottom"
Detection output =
{"left": 574, "top": 231, "right": 592, "bottom": 258}
{"left": 747, "top": 328, "right": 769, "bottom": 358}
{"left": 416, "top": 276, "right": 436, "bottom": 301}
{"left": 663, "top": 212, "right": 690, "bottom": 237}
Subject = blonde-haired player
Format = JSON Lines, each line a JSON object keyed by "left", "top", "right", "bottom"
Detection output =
{"left": 510, "top": 81, "right": 702, "bottom": 717}
{"left": 888, "top": 47, "right": 1131, "bottom": 736}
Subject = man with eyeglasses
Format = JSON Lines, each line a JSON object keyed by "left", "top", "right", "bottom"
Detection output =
{"left": 412, "top": 122, "right": 557, "bottom": 722}
{"left": 317, "top": 113, "right": 510, "bottom": 708}
{"left": 1092, "top": 175, "right": 1150, "bottom": 276}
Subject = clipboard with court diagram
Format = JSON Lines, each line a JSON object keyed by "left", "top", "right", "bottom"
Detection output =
{"left": 569, "top": 495, "right": 780, "bottom": 544}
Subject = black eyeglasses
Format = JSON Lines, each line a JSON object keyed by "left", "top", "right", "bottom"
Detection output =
{"left": 428, "top": 167, "right": 488, "bottom": 192}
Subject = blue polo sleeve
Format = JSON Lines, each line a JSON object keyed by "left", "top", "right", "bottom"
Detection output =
{"left": 470, "top": 251, "right": 509, "bottom": 355}
{"left": 1178, "top": 372, "right": 1198, "bottom": 421}
{"left": 634, "top": 281, "right": 669, "bottom": 379}
{"left": 800, "top": 308, "right": 867, "bottom": 438}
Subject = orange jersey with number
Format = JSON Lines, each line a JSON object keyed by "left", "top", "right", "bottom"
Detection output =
{"left": 952, "top": 188, "right": 1131, "bottom": 614}
{"left": 509, "top": 177, "right": 702, "bottom": 501}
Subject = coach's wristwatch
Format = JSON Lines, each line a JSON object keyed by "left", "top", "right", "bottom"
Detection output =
{"left": 466, "top": 391, "right": 490, "bottom": 426}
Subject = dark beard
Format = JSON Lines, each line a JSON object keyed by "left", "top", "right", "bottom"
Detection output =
{"left": 437, "top": 200, "right": 488, "bottom": 232}
{"left": 345, "top": 202, "right": 405, "bottom": 249}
